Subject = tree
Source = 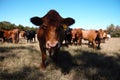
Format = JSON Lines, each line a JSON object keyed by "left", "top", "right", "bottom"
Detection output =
{"left": 0, "top": 21, "right": 16, "bottom": 29}
{"left": 17, "top": 24, "right": 24, "bottom": 30}
{"left": 107, "top": 24, "right": 115, "bottom": 34}
{"left": 107, "top": 24, "right": 120, "bottom": 37}
{"left": 0, "top": 21, "right": 37, "bottom": 32}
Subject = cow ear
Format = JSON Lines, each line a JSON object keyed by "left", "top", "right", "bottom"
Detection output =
{"left": 62, "top": 18, "right": 75, "bottom": 26}
{"left": 30, "top": 17, "right": 43, "bottom": 26}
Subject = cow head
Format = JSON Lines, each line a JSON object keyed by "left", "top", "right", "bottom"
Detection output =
{"left": 31, "top": 10, "right": 75, "bottom": 51}
{"left": 98, "top": 29, "right": 105, "bottom": 40}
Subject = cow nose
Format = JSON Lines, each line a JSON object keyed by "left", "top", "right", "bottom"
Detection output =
{"left": 46, "top": 41, "right": 60, "bottom": 49}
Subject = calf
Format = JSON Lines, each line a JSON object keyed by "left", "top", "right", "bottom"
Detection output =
{"left": 31, "top": 10, "right": 75, "bottom": 69}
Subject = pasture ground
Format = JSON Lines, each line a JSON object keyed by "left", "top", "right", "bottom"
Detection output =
{"left": 0, "top": 38, "right": 120, "bottom": 80}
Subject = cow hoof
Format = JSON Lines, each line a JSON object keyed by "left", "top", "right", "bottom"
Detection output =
{"left": 45, "top": 60, "right": 49, "bottom": 66}
{"left": 40, "top": 64, "right": 46, "bottom": 70}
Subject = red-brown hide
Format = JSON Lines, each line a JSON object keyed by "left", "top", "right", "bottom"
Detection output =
{"left": 31, "top": 10, "right": 75, "bottom": 69}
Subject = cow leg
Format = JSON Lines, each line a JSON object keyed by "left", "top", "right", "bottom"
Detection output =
{"left": 78, "top": 38, "right": 82, "bottom": 45}
{"left": 34, "top": 37, "right": 36, "bottom": 43}
{"left": 27, "top": 39, "right": 29, "bottom": 43}
{"left": 1, "top": 37, "right": 5, "bottom": 43}
{"left": 12, "top": 34, "right": 15, "bottom": 43}
{"left": 30, "top": 38, "right": 32, "bottom": 43}
{"left": 97, "top": 40, "right": 101, "bottom": 49}
{"left": 92, "top": 41, "right": 96, "bottom": 49}
{"left": 40, "top": 43, "right": 47, "bottom": 69}
{"left": 88, "top": 41, "right": 91, "bottom": 47}
{"left": 41, "top": 52, "right": 47, "bottom": 69}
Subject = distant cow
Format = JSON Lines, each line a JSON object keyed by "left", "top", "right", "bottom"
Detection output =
{"left": 30, "top": 10, "right": 75, "bottom": 69}
{"left": 0, "top": 30, "right": 4, "bottom": 43}
{"left": 71, "top": 28, "right": 82, "bottom": 45}
{"left": 101, "top": 30, "right": 108, "bottom": 43}
{"left": 0, "top": 28, "right": 20, "bottom": 43}
{"left": 64, "top": 28, "right": 72, "bottom": 45}
{"left": 25, "top": 30, "right": 36, "bottom": 43}
{"left": 71, "top": 28, "right": 105, "bottom": 49}
{"left": 81, "top": 29, "right": 105, "bottom": 49}
{"left": 19, "top": 31, "right": 26, "bottom": 39}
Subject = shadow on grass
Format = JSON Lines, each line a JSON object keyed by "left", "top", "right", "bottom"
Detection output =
{"left": 72, "top": 50, "right": 120, "bottom": 80}
{"left": 0, "top": 66, "right": 44, "bottom": 80}
{"left": 1, "top": 45, "right": 120, "bottom": 80}
{"left": 51, "top": 50, "right": 77, "bottom": 74}
{"left": 0, "top": 45, "right": 40, "bottom": 61}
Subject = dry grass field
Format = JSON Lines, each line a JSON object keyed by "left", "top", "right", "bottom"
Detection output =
{"left": 0, "top": 38, "right": 120, "bottom": 80}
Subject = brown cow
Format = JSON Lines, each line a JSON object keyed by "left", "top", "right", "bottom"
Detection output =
{"left": 101, "top": 30, "right": 108, "bottom": 43}
{"left": 19, "top": 31, "right": 26, "bottom": 43}
{"left": 71, "top": 28, "right": 82, "bottom": 45}
{"left": 30, "top": 10, "right": 75, "bottom": 69}
{"left": 71, "top": 28, "right": 105, "bottom": 49}
{"left": 1, "top": 28, "right": 20, "bottom": 43}
{"left": 12, "top": 28, "right": 20, "bottom": 43}
{"left": 0, "top": 29, "right": 5, "bottom": 43}
{"left": 81, "top": 29, "right": 104, "bottom": 49}
{"left": 19, "top": 31, "right": 26, "bottom": 39}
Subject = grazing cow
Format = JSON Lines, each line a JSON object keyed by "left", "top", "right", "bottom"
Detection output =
{"left": 25, "top": 30, "right": 36, "bottom": 43}
{"left": 30, "top": 10, "right": 75, "bottom": 69}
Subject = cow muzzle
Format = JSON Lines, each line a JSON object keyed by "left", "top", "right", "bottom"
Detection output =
{"left": 46, "top": 41, "right": 60, "bottom": 49}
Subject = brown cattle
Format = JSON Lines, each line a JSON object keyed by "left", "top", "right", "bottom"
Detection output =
{"left": 71, "top": 28, "right": 82, "bottom": 45}
{"left": 1, "top": 28, "right": 20, "bottom": 43}
{"left": 81, "top": 29, "right": 104, "bottom": 49}
{"left": 71, "top": 28, "right": 105, "bottom": 49}
{"left": 101, "top": 30, "right": 108, "bottom": 43}
{"left": 30, "top": 10, "right": 75, "bottom": 69}
{"left": 0, "top": 30, "right": 5, "bottom": 43}
{"left": 19, "top": 31, "right": 26, "bottom": 39}
{"left": 11, "top": 28, "right": 20, "bottom": 43}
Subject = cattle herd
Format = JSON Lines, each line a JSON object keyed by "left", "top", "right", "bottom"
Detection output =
{"left": 0, "top": 29, "right": 36, "bottom": 44}
{"left": 0, "top": 10, "right": 110, "bottom": 70}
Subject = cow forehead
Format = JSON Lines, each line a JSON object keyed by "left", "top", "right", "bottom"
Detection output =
{"left": 42, "top": 10, "right": 63, "bottom": 26}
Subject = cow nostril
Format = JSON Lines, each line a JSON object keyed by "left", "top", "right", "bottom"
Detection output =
{"left": 46, "top": 41, "right": 59, "bottom": 48}
{"left": 46, "top": 42, "right": 50, "bottom": 48}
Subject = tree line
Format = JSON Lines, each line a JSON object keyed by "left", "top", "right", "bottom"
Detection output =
{"left": 107, "top": 24, "right": 120, "bottom": 37}
{"left": 0, "top": 21, "right": 120, "bottom": 37}
{"left": 0, "top": 21, "right": 37, "bottom": 31}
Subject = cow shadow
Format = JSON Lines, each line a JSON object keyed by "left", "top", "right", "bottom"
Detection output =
{"left": 51, "top": 50, "right": 76, "bottom": 74}
{"left": 72, "top": 50, "right": 120, "bottom": 80}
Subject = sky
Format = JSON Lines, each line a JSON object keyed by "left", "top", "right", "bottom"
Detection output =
{"left": 0, "top": 0, "right": 120, "bottom": 30}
